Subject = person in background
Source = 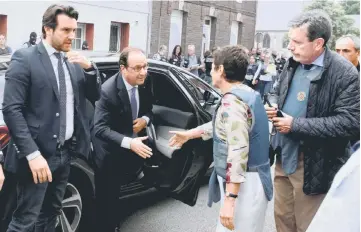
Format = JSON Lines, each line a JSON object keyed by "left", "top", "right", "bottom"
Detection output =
{"left": 259, "top": 54, "right": 277, "bottom": 99}
{"left": 271, "top": 50, "right": 278, "bottom": 60}
{"left": 275, "top": 52, "right": 286, "bottom": 75}
{"left": 266, "top": 10, "right": 359, "bottom": 232}
{"left": 183, "top": 44, "right": 202, "bottom": 77}
{"left": 202, "top": 46, "right": 220, "bottom": 84}
{"left": 244, "top": 55, "right": 262, "bottom": 89}
{"left": 336, "top": 34, "right": 360, "bottom": 73}
{"left": 169, "top": 45, "right": 183, "bottom": 67}
{"left": 255, "top": 48, "right": 262, "bottom": 62}
{"left": 0, "top": 35, "right": 12, "bottom": 55}
{"left": 243, "top": 47, "right": 249, "bottom": 56}
{"left": 259, "top": 52, "right": 265, "bottom": 63}
{"left": 306, "top": 146, "right": 360, "bottom": 232}
{"left": 336, "top": 35, "right": 360, "bottom": 145}
{"left": 82, "top": 40, "right": 89, "bottom": 50}
{"left": 169, "top": 45, "right": 272, "bottom": 232}
{"left": 22, "top": 32, "right": 38, "bottom": 48}
{"left": 153, "top": 45, "right": 168, "bottom": 62}
{"left": 250, "top": 47, "right": 257, "bottom": 56}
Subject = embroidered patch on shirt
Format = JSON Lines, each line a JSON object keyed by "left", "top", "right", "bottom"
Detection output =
{"left": 297, "top": 91, "right": 306, "bottom": 101}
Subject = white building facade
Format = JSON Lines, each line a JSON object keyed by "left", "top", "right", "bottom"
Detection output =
{"left": 0, "top": 1, "right": 152, "bottom": 53}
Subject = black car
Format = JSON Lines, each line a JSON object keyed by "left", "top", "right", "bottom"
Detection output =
{"left": 0, "top": 52, "right": 220, "bottom": 232}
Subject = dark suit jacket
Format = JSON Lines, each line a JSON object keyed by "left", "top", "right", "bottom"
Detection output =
{"left": 2, "top": 42, "right": 101, "bottom": 173}
{"left": 92, "top": 73, "right": 153, "bottom": 171}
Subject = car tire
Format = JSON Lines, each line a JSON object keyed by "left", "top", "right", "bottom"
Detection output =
{"left": 56, "top": 168, "right": 95, "bottom": 232}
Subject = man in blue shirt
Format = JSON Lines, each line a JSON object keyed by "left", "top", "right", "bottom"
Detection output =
{"left": 266, "top": 10, "right": 360, "bottom": 232}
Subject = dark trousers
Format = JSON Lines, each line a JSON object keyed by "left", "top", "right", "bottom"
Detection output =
{"left": 258, "top": 80, "right": 273, "bottom": 99}
{"left": 0, "top": 170, "right": 17, "bottom": 231}
{"left": 95, "top": 152, "right": 142, "bottom": 232}
{"left": 7, "top": 148, "right": 71, "bottom": 232}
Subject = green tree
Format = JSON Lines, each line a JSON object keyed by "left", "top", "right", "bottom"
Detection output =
{"left": 305, "top": 0, "right": 360, "bottom": 49}
{"left": 341, "top": 0, "right": 360, "bottom": 15}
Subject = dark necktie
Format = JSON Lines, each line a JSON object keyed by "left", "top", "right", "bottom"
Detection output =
{"left": 54, "top": 52, "right": 67, "bottom": 145}
{"left": 303, "top": 64, "right": 314, "bottom": 70}
{"left": 130, "top": 87, "right": 138, "bottom": 120}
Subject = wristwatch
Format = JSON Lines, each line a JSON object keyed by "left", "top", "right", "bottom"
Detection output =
{"left": 225, "top": 191, "right": 238, "bottom": 199}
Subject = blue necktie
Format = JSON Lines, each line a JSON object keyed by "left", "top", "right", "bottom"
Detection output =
{"left": 54, "top": 52, "right": 67, "bottom": 145}
{"left": 130, "top": 87, "right": 138, "bottom": 120}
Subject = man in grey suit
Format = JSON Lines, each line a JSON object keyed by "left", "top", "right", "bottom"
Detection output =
{"left": 2, "top": 4, "right": 101, "bottom": 232}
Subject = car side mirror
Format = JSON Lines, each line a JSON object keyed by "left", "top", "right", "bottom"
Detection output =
{"left": 203, "top": 90, "right": 218, "bottom": 106}
{"left": 203, "top": 90, "right": 211, "bottom": 102}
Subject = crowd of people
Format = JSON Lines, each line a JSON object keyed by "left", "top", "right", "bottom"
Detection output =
{"left": 152, "top": 41, "right": 290, "bottom": 104}
{"left": 0, "top": 4, "right": 359, "bottom": 232}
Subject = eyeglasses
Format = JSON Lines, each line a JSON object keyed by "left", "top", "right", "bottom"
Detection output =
{"left": 127, "top": 64, "right": 148, "bottom": 72}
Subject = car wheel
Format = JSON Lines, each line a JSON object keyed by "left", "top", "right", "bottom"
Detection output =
{"left": 55, "top": 183, "right": 82, "bottom": 232}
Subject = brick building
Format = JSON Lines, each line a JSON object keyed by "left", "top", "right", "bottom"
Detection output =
{"left": 150, "top": 0, "right": 258, "bottom": 58}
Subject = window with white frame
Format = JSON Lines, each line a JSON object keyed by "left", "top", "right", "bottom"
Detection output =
{"left": 72, "top": 23, "right": 86, "bottom": 50}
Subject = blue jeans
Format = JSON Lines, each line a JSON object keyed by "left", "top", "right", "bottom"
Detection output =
{"left": 259, "top": 80, "right": 273, "bottom": 98}
{"left": 7, "top": 148, "right": 71, "bottom": 232}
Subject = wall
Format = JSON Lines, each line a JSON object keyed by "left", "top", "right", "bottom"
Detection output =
{"left": 0, "top": 1, "right": 150, "bottom": 52}
{"left": 150, "top": 0, "right": 257, "bottom": 57}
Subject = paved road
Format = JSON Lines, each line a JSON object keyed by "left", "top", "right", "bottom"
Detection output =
{"left": 118, "top": 123, "right": 276, "bottom": 232}
{"left": 118, "top": 182, "right": 276, "bottom": 232}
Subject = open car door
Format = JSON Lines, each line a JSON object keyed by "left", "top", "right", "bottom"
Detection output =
{"left": 141, "top": 68, "right": 213, "bottom": 206}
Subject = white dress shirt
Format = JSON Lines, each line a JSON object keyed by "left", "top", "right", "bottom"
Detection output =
{"left": 27, "top": 41, "right": 74, "bottom": 160}
{"left": 120, "top": 78, "right": 150, "bottom": 149}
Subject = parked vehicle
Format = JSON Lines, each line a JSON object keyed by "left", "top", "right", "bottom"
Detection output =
{"left": 0, "top": 51, "right": 221, "bottom": 232}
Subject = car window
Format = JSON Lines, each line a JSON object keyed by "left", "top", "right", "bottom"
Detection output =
{"left": 99, "top": 69, "right": 118, "bottom": 83}
{"left": 178, "top": 72, "right": 207, "bottom": 103}
{"left": 148, "top": 70, "right": 193, "bottom": 112}
{"left": 178, "top": 71, "right": 220, "bottom": 105}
